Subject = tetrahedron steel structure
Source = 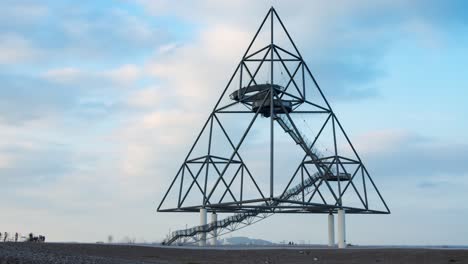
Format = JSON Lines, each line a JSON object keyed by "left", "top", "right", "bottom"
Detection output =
{"left": 158, "top": 7, "right": 390, "bottom": 216}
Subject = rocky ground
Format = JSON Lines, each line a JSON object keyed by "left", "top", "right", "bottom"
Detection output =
{"left": 1, "top": 242, "right": 468, "bottom": 264}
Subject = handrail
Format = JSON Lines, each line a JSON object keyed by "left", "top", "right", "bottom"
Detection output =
{"left": 163, "top": 113, "right": 335, "bottom": 245}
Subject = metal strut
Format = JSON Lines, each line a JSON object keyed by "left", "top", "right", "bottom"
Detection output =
{"left": 158, "top": 6, "right": 390, "bottom": 246}
{"left": 163, "top": 114, "right": 339, "bottom": 245}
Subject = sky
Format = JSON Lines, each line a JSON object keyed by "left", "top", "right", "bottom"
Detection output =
{"left": 1, "top": 0, "right": 468, "bottom": 245}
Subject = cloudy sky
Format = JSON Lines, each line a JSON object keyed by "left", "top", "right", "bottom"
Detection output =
{"left": 1, "top": 0, "right": 468, "bottom": 245}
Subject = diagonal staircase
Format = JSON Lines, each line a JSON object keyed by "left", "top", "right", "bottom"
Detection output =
{"left": 162, "top": 114, "right": 334, "bottom": 246}
{"left": 163, "top": 171, "right": 324, "bottom": 245}
{"left": 276, "top": 114, "right": 332, "bottom": 175}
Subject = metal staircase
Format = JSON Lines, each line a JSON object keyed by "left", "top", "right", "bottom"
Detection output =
{"left": 162, "top": 114, "right": 334, "bottom": 245}
{"left": 276, "top": 114, "right": 332, "bottom": 175}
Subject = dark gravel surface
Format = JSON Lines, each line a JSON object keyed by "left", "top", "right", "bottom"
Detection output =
{"left": 0, "top": 243, "right": 152, "bottom": 264}
{"left": 1, "top": 242, "right": 468, "bottom": 264}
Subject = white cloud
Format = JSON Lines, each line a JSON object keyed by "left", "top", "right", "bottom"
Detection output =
{"left": 42, "top": 64, "right": 142, "bottom": 86}
{"left": 61, "top": 20, "right": 92, "bottom": 38}
{"left": 42, "top": 67, "right": 82, "bottom": 83}
{"left": 103, "top": 64, "right": 141, "bottom": 84}
{"left": 133, "top": 0, "right": 173, "bottom": 16}
{"left": 353, "top": 129, "right": 417, "bottom": 154}
{"left": 111, "top": 8, "right": 156, "bottom": 43}
{"left": 2, "top": 0, "right": 466, "bottom": 244}
{"left": 11, "top": 4, "right": 48, "bottom": 19}
{"left": 126, "top": 87, "right": 161, "bottom": 108}
{"left": 0, "top": 34, "right": 39, "bottom": 64}
{"left": 0, "top": 2, "right": 48, "bottom": 24}
{"left": 404, "top": 18, "right": 444, "bottom": 49}
{"left": 0, "top": 153, "right": 14, "bottom": 168}
{"left": 157, "top": 43, "right": 179, "bottom": 55}
{"left": 144, "top": 24, "right": 251, "bottom": 114}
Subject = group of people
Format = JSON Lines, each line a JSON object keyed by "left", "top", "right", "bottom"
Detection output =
{"left": 0, "top": 232, "right": 45, "bottom": 242}
{"left": 0, "top": 232, "right": 19, "bottom": 242}
{"left": 28, "top": 233, "right": 46, "bottom": 242}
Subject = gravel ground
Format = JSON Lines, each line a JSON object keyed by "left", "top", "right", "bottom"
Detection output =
{"left": 0, "top": 243, "right": 151, "bottom": 264}
{"left": 1, "top": 242, "right": 468, "bottom": 264}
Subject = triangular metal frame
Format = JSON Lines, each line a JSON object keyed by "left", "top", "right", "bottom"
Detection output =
{"left": 158, "top": 7, "right": 390, "bottom": 215}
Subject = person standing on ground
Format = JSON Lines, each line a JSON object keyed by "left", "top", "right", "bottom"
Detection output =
{"left": 15, "top": 232, "right": 18, "bottom": 242}
{"left": 4, "top": 232, "right": 8, "bottom": 242}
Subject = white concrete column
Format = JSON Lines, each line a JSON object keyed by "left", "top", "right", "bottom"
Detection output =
{"left": 328, "top": 213, "right": 335, "bottom": 247}
{"left": 337, "top": 209, "right": 346, "bottom": 248}
{"left": 210, "top": 213, "right": 218, "bottom": 246}
{"left": 199, "top": 208, "right": 207, "bottom": 246}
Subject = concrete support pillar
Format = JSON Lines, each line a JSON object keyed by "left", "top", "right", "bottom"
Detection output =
{"left": 328, "top": 213, "right": 335, "bottom": 247}
{"left": 199, "top": 208, "right": 207, "bottom": 246}
{"left": 337, "top": 209, "right": 346, "bottom": 248}
{"left": 210, "top": 213, "right": 218, "bottom": 246}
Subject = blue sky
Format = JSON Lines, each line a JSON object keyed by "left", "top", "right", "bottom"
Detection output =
{"left": 1, "top": 0, "right": 468, "bottom": 245}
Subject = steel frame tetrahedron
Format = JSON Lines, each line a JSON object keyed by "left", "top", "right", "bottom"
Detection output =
{"left": 157, "top": 7, "right": 390, "bottom": 216}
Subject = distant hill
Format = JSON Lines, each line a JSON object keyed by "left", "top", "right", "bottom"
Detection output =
{"left": 221, "top": 236, "right": 274, "bottom": 245}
